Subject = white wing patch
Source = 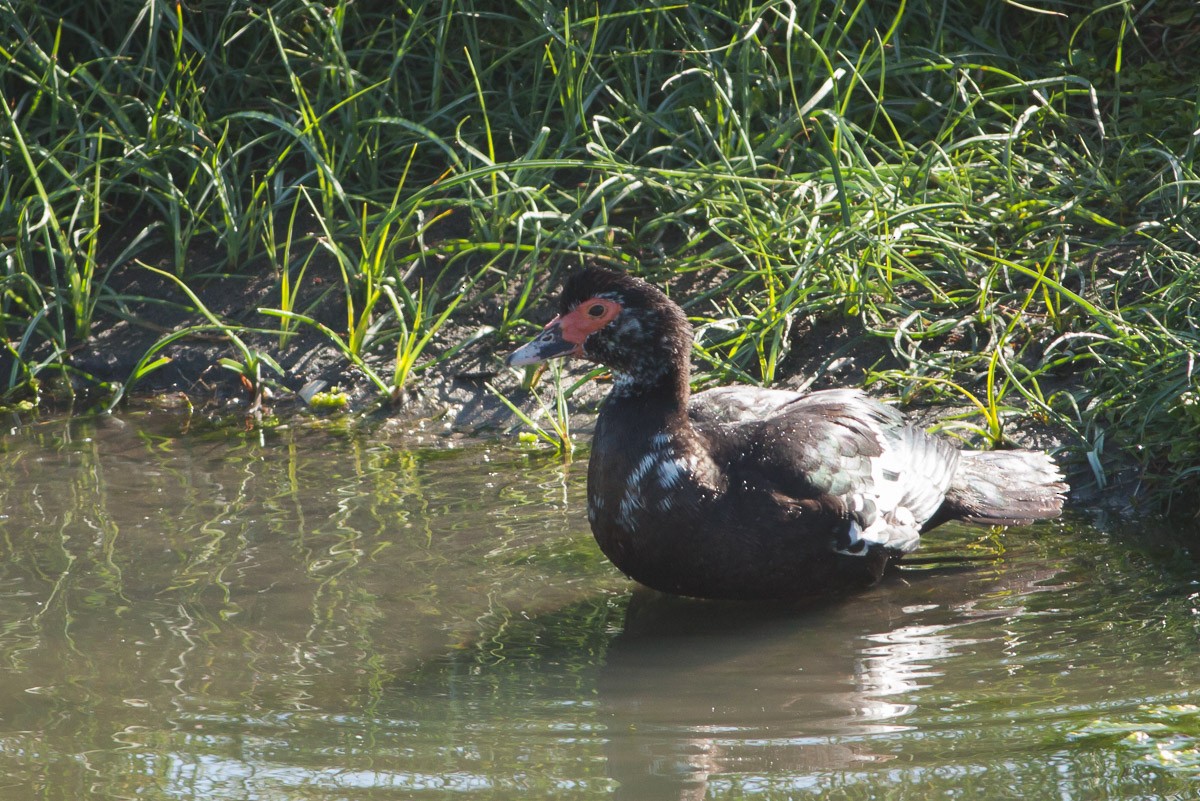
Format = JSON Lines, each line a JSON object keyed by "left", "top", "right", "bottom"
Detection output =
{"left": 858, "top": 506, "right": 921, "bottom": 554}
{"left": 867, "top": 432, "right": 909, "bottom": 520}
{"left": 836, "top": 502, "right": 921, "bottom": 556}
{"left": 836, "top": 426, "right": 946, "bottom": 557}
{"left": 835, "top": 519, "right": 871, "bottom": 556}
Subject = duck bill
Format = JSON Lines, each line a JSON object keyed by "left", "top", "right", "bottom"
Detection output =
{"left": 506, "top": 317, "right": 582, "bottom": 367}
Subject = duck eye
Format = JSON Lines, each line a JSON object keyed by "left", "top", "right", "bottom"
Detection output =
{"left": 587, "top": 303, "right": 607, "bottom": 318}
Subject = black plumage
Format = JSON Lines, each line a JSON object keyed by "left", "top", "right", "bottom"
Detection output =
{"left": 507, "top": 267, "right": 1067, "bottom": 600}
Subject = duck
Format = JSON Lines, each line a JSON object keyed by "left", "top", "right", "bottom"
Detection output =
{"left": 506, "top": 267, "right": 1067, "bottom": 600}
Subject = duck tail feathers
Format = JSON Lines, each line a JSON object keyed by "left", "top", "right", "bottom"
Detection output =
{"left": 944, "top": 449, "right": 1067, "bottom": 525}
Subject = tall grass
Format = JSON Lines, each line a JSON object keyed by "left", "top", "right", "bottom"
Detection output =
{"left": 1, "top": 0, "right": 1197, "bottom": 512}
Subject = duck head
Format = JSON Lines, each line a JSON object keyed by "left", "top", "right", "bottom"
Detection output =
{"left": 506, "top": 268, "right": 692, "bottom": 393}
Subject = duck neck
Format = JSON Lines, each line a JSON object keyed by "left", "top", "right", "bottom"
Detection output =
{"left": 603, "top": 361, "right": 692, "bottom": 433}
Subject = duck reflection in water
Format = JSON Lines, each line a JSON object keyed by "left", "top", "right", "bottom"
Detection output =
{"left": 596, "top": 559, "right": 1067, "bottom": 800}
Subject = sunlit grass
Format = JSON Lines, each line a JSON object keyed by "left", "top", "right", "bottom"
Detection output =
{"left": 1, "top": 0, "right": 1197, "bottom": 511}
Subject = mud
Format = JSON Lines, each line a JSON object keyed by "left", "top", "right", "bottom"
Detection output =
{"left": 40, "top": 255, "right": 1122, "bottom": 508}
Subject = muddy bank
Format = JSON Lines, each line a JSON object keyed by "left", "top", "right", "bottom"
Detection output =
{"left": 45, "top": 261, "right": 1127, "bottom": 509}
{"left": 56, "top": 265, "right": 923, "bottom": 428}
{"left": 61, "top": 257, "right": 573, "bottom": 433}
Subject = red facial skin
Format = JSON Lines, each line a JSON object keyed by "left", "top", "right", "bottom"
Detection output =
{"left": 506, "top": 296, "right": 623, "bottom": 367}
{"left": 552, "top": 297, "right": 622, "bottom": 356}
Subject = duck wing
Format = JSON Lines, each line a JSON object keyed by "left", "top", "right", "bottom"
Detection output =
{"left": 688, "top": 385, "right": 807, "bottom": 425}
{"left": 695, "top": 388, "right": 961, "bottom": 555}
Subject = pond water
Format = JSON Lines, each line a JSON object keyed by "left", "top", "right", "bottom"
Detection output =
{"left": 0, "top": 411, "right": 1198, "bottom": 800}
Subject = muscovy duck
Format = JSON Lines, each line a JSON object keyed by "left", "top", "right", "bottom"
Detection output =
{"left": 507, "top": 267, "right": 1067, "bottom": 600}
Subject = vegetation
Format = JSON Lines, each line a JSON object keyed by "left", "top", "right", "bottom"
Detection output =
{"left": 1, "top": 0, "right": 1197, "bottom": 512}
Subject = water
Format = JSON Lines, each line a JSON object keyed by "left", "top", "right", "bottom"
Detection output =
{"left": 0, "top": 412, "right": 1197, "bottom": 800}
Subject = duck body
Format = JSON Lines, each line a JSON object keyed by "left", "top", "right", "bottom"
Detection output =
{"left": 508, "top": 268, "right": 1067, "bottom": 600}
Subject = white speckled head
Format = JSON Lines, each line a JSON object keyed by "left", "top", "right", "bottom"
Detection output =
{"left": 551, "top": 268, "right": 693, "bottom": 395}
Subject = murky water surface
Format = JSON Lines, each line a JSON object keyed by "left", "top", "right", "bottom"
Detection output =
{"left": 1, "top": 412, "right": 1198, "bottom": 800}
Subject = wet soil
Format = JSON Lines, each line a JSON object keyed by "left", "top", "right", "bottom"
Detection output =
{"left": 56, "top": 261, "right": 925, "bottom": 429}
{"left": 43, "top": 244, "right": 1120, "bottom": 507}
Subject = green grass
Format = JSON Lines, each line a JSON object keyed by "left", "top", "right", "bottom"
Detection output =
{"left": 1, "top": 0, "right": 1198, "bottom": 513}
